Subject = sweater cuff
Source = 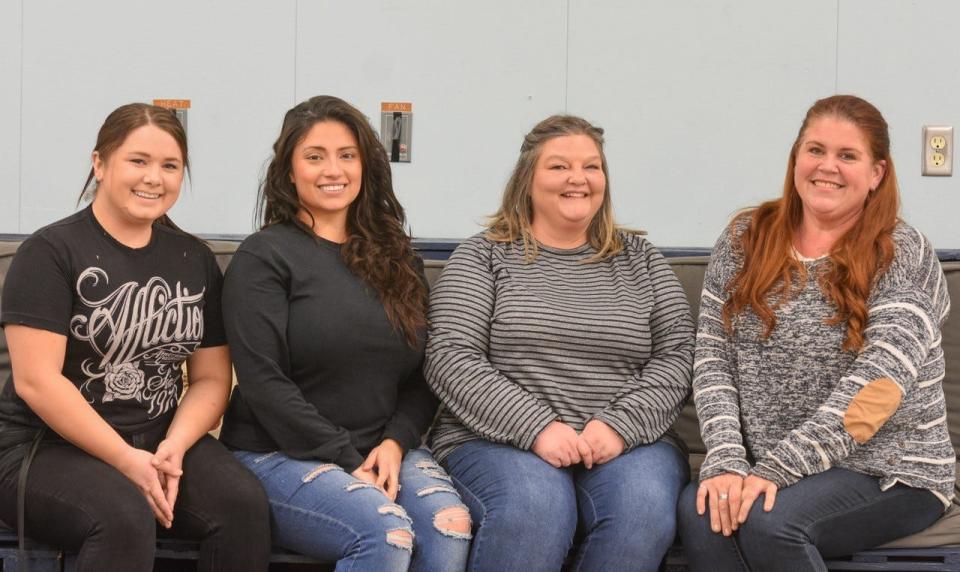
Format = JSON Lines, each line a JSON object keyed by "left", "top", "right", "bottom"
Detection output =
{"left": 749, "top": 460, "right": 797, "bottom": 488}
{"left": 336, "top": 447, "right": 366, "bottom": 474}
{"left": 382, "top": 421, "right": 422, "bottom": 454}
{"left": 592, "top": 411, "right": 637, "bottom": 450}
{"left": 516, "top": 409, "right": 559, "bottom": 451}
{"left": 698, "top": 459, "right": 750, "bottom": 482}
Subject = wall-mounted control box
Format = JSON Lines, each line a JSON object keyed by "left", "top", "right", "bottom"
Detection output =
{"left": 380, "top": 102, "right": 412, "bottom": 163}
{"left": 153, "top": 99, "right": 190, "bottom": 136}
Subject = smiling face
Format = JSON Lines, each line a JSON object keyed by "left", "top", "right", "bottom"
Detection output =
{"left": 91, "top": 124, "right": 184, "bottom": 236}
{"left": 290, "top": 120, "right": 362, "bottom": 241}
{"left": 793, "top": 116, "right": 886, "bottom": 228}
{"left": 529, "top": 134, "right": 606, "bottom": 247}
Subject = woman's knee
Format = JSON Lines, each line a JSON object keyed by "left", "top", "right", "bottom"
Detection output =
{"left": 735, "top": 508, "right": 806, "bottom": 560}
{"left": 182, "top": 438, "right": 269, "bottom": 523}
{"left": 225, "top": 464, "right": 270, "bottom": 523}
{"left": 346, "top": 499, "right": 417, "bottom": 561}
{"left": 87, "top": 496, "right": 156, "bottom": 553}
{"left": 467, "top": 478, "right": 577, "bottom": 565}
{"left": 676, "top": 482, "right": 704, "bottom": 527}
{"left": 432, "top": 504, "right": 472, "bottom": 538}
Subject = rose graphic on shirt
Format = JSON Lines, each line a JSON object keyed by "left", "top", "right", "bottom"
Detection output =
{"left": 71, "top": 268, "right": 206, "bottom": 417}
{"left": 102, "top": 361, "right": 145, "bottom": 403}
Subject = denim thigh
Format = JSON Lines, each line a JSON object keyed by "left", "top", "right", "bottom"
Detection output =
{"left": 571, "top": 440, "right": 689, "bottom": 571}
{"left": 679, "top": 467, "right": 944, "bottom": 572}
{"left": 233, "top": 450, "right": 412, "bottom": 571}
{"left": 737, "top": 468, "right": 944, "bottom": 568}
{"left": 396, "top": 448, "right": 471, "bottom": 572}
{"left": 442, "top": 439, "right": 578, "bottom": 572}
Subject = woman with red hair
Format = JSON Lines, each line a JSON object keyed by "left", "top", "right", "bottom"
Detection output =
{"left": 678, "top": 95, "right": 953, "bottom": 570}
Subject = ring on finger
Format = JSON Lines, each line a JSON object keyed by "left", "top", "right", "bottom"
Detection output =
{"left": 719, "top": 492, "right": 729, "bottom": 501}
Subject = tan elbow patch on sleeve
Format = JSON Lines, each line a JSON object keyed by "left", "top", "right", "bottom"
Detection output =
{"left": 844, "top": 378, "right": 902, "bottom": 444}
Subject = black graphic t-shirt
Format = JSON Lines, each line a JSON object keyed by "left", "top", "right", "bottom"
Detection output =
{"left": 0, "top": 206, "right": 226, "bottom": 436}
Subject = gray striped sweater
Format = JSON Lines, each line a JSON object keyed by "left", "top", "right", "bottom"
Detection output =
{"left": 695, "top": 220, "right": 955, "bottom": 507}
{"left": 426, "top": 232, "right": 694, "bottom": 462}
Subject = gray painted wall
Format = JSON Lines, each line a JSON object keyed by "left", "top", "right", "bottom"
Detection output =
{"left": 3, "top": 0, "right": 958, "bottom": 247}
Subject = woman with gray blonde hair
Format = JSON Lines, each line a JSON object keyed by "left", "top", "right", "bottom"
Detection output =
{"left": 426, "top": 114, "right": 694, "bottom": 571}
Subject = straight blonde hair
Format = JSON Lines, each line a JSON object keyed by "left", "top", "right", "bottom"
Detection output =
{"left": 486, "top": 115, "right": 635, "bottom": 262}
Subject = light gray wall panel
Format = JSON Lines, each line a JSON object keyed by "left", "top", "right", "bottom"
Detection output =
{"left": 568, "top": 0, "right": 838, "bottom": 247}
{"left": 295, "top": 0, "right": 568, "bottom": 239}
{"left": 838, "top": 0, "right": 960, "bottom": 248}
{"left": 0, "top": 1, "right": 21, "bottom": 232}
{"left": 7, "top": 2, "right": 960, "bottom": 246}
{"left": 19, "top": 0, "right": 296, "bottom": 235}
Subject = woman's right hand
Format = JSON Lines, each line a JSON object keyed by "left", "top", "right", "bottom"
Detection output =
{"left": 532, "top": 421, "right": 582, "bottom": 468}
{"left": 352, "top": 466, "right": 382, "bottom": 488}
{"left": 696, "top": 473, "right": 744, "bottom": 536}
{"left": 116, "top": 446, "right": 174, "bottom": 528}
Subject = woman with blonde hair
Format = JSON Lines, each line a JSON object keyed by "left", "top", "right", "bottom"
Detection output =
{"left": 426, "top": 114, "right": 694, "bottom": 571}
{"left": 678, "top": 95, "right": 952, "bottom": 571}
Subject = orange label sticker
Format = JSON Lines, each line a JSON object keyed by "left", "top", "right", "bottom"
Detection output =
{"left": 381, "top": 102, "right": 412, "bottom": 113}
{"left": 153, "top": 99, "right": 191, "bottom": 109}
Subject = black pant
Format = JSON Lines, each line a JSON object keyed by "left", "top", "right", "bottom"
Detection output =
{"left": 0, "top": 433, "right": 271, "bottom": 572}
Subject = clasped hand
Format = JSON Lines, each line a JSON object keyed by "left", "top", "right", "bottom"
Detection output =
{"left": 353, "top": 438, "right": 404, "bottom": 501}
{"left": 531, "top": 420, "right": 625, "bottom": 469}
{"left": 696, "top": 473, "right": 778, "bottom": 536}
{"left": 116, "top": 439, "right": 186, "bottom": 529}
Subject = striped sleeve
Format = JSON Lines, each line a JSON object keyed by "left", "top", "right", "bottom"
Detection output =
{"left": 751, "top": 229, "right": 951, "bottom": 487}
{"left": 424, "top": 237, "right": 557, "bottom": 450}
{"left": 694, "top": 227, "right": 752, "bottom": 480}
{"left": 593, "top": 239, "right": 694, "bottom": 448}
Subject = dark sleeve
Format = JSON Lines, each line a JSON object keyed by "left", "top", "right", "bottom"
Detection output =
{"left": 198, "top": 246, "right": 227, "bottom": 348}
{"left": 381, "top": 256, "right": 439, "bottom": 452}
{"left": 382, "top": 362, "right": 439, "bottom": 452}
{"left": 222, "top": 246, "right": 364, "bottom": 471}
{"left": 1, "top": 236, "right": 73, "bottom": 335}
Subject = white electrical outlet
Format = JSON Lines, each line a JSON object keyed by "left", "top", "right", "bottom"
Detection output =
{"left": 922, "top": 125, "right": 953, "bottom": 176}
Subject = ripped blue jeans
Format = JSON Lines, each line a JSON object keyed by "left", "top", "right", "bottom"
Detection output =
{"left": 233, "top": 447, "right": 471, "bottom": 572}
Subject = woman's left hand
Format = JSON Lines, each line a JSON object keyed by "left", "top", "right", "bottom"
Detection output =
{"left": 362, "top": 439, "right": 404, "bottom": 501}
{"left": 152, "top": 439, "right": 187, "bottom": 513}
{"left": 736, "top": 475, "right": 778, "bottom": 524}
{"left": 578, "top": 419, "right": 625, "bottom": 467}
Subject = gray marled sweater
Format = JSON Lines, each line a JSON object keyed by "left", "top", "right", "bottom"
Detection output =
{"left": 426, "top": 232, "right": 694, "bottom": 462}
{"left": 695, "top": 220, "right": 955, "bottom": 507}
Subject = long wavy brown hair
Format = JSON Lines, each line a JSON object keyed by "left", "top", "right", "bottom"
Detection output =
{"left": 257, "top": 95, "right": 427, "bottom": 346}
{"left": 486, "top": 115, "right": 631, "bottom": 262}
{"left": 723, "top": 95, "right": 899, "bottom": 352}
{"left": 78, "top": 103, "right": 189, "bottom": 233}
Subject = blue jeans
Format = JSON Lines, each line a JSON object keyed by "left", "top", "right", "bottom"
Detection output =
{"left": 442, "top": 439, "right": 688, "bottom": 572}
{"left": 234, "top": 447, "right": 470, "bottom": 572}
{"left": 677, "top": 467, "right": 944, "bottom": 572}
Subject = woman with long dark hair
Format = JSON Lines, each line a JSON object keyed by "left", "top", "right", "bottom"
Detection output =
{"left": 0, "top": 103, "right": 270, "bottom": 571}
{"left": 219, "top": 95, "right": 471, "bottom": 571}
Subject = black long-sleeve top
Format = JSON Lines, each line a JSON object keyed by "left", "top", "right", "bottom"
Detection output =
{"left": 219, "top": 223, "right": 436, "bottom": 472}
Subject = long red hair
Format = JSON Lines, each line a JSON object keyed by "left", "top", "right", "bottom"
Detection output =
{"left": 722, "top": 95, "right": 899, "bottom": 352}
